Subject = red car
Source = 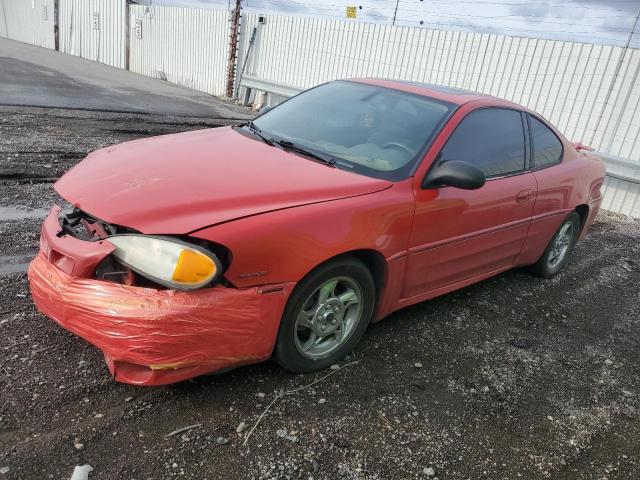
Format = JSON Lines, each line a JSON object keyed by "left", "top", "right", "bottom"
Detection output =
{"left": 29, "top": 79, "right": 605, "bottom": 386}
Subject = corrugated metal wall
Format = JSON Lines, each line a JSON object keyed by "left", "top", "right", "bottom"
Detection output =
{"left": 129, "top": 5, "right": 230, "bottom": 96}
{"left": 0, "top": 0, "right": 55, "bottom": 49}
{"left": 600, "top": 49, "right": 640, "bottom": 162}
{"left": 1, "top": 4, "right": 638, "bottom": 216}
{"left": 58, "top": 0, "right": 127, "bottom": 68}
{"left": 239, "top": 14, "right": 640, "bottom": 163}
{"left": 238, "top": 13, "right": 640, "bottom": 217}
{"left": 602, "top": 177, "right": 640, "bottom": 218}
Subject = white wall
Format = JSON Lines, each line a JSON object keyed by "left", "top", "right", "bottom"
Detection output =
{"left": 129, "top": 5, "right": 230, "bottom": 96}
{"left": 58, "top": 0, "right": 127, "bottom": 68}
{"left": 1, "top": 4, "right": 638, "bottom": 216}
{"left": 238, "top": 13, "right": 640, "bottom": 165}
{"left": 601, "top": 177, "right": 640, "bottom": 218}
{"left": 0, "top": 0, "right": 55, "bottom": 49}
{"left": 237, "top": 13, "right": 640, "bottom": 217}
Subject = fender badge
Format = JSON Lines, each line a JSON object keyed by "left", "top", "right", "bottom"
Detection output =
{"left": 238, "top": 270, "right": 268, "bottom": 279}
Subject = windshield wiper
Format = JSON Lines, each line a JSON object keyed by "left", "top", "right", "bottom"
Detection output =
{"left": 273, "top": 140, "right": 337, "bottom": 167}
{"left": 245, "top": 121, "right": 274, "bottom": 146}
{"left": 243, "top": 123, "right": 336, "bottom": 167}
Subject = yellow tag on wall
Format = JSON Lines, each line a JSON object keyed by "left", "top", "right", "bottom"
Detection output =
{"left": 346, "top": 6, "right": 357, "bottom": 19}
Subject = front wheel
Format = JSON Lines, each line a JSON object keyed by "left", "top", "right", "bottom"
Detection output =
{"left": 274, "top": 256, "right": 375, "bottom": 373}
{"left": 528, "top": 211, "right": 581, "bottom": 278}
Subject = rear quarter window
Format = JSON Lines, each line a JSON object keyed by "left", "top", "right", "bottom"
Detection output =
{"left": 529, "top": 115, "right": 563, "bottom": 169}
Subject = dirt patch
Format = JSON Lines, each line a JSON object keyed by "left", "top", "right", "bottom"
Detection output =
{"left": 1, "top": 107, "right": 639, "bottom": 480}
{"left": 0, "top": 106, "right": 243, "bottom": 182}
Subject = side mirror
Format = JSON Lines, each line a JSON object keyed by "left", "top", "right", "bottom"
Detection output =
{"left": 422, "top": 160, "right": 486, "bottom": 190}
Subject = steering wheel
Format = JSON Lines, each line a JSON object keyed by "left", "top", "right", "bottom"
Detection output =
{"left": 381, "top": 142, "right": 413, "bottom": 156}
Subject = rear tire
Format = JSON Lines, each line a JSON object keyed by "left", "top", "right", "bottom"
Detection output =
{"left": 528, "top": 211, "right": 580, "bottom": 278}
{"left": 274, "top": 256, "right": 375, "bottom": 373}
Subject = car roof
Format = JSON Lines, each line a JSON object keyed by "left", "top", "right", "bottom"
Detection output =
{"left": 348, "top": 78, "right": 523, "bottom": 109}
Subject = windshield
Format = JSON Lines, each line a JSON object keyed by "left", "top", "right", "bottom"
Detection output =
{"left": 250, "top": 81, "right": 455, "bottom": 181}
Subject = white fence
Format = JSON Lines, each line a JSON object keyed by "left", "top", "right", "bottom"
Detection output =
{"left": 602, "top": 177, "right": 640, "bottom": 218}
{"left": 238, "top": 14, "right": 640, "bottom": 165}
{"left": 58, "top": 0, "right": 127, "bottom": 68}
{"left": 129, "top": 5, "right": 230, "bottom": 96}
{"left": 0, "top": 3, "right": 638, "bottom": 216}
{"left": 0, "top": 0, "right": 55, "bottom": 49}
{"left": 236, "top": 13, "right": 640, "bottom": 217}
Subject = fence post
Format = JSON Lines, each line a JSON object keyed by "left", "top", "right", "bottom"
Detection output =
{"left": 225, "top": 0, "right": 242, "bottom": 98}
{"left": 234, "top": 24, "right": 257, "bottom": 99}
{"left": 54, "top": 0, "right": 59, "bottom": 51}
{"left": 124, "top": 0, "right": 130, "bottom": 70}
{"left": 392, "top": 0, "right": 399, "bottom": 26}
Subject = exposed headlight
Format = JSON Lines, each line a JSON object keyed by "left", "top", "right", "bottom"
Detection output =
{"left": 107, "top": 235, "right": 222, "bottom": 290}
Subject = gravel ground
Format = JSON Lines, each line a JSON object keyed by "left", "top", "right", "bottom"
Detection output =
{"left": 1, "top": 106, "right": 639, "bottom": 480}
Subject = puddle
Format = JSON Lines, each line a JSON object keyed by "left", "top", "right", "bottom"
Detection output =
{"left": 0, "top": 206, "right": 49, "bottom": 222}
{"left": 0, "top": 253, "right": 35, "bottom": 275}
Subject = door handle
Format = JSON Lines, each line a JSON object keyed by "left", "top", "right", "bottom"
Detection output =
{"left": 516, "top": 189, "right": 534, "bottom": 203}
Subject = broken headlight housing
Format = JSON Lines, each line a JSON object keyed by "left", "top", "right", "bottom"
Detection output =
{"left": 107, "top": 235, "right": 223, "bottom": 291}
{"left": 55, "top": 199, "right": 226, "bottom": 290}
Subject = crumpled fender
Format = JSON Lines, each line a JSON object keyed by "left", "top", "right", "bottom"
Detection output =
{"left": 28, "top": 252, "right": 295, "bottom": 385}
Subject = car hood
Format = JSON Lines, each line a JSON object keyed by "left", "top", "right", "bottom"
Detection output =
{"left": 55, "top": 127, "right": 392, "bottom": 233}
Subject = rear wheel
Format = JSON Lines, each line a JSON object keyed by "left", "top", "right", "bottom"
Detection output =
{"left": 528, "top": 211, "right": 581, "bottom": 278}
{"left": 274, "top": 256, "right": 375, "bottom": 373}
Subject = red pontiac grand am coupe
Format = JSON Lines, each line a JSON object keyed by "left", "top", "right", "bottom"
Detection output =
{"left": 29, "top": 79, "right": 605, "bottom": 385}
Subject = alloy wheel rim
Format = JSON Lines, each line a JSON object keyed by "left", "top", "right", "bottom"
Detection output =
{"left": 548, "top": 222, "right": 573, "bottom": 269}
{"left": 294, "top": 276, "right": 363, "bottom": 359}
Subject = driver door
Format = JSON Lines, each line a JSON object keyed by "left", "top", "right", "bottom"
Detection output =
{"left": 403, "top": 107, "right": 537, "bottom": 299}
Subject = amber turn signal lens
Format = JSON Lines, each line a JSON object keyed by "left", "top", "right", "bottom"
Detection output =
{"left": 172, "top": 249, "right": 217, "bottom": 283}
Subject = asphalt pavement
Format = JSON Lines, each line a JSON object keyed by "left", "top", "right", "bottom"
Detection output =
{"left": 0, "top": 38, "right": 252, "bottom": 119}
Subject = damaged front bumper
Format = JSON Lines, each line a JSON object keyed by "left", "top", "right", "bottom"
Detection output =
{"left": 28, "top": 207, "right": 295, "bottom": 386}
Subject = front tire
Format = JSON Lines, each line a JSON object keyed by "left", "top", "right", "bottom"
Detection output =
{"left": 528, "top": 211, "right": 581, "bottom": 278}
{"left": 274, "top": 256, "right": 375, "bottom": 373}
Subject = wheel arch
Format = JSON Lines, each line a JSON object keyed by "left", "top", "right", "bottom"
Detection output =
{"left": 574, "top": 204, "right": 589, "bottom": 234}
{"left": 345, "top": 249, "right": 388, "bottom": 295}
{"left": 297, "top": 248, "right": 388, "bottom": 304}
{"left": 273, "top": 249, "right": 382, "bottom": 372}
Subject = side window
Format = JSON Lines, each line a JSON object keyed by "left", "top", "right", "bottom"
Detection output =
{"left": 529, "top": 115, "right": 563, "bottom": 168}
{"left": 440, "top": 108, "right": 525, "bottom": 177}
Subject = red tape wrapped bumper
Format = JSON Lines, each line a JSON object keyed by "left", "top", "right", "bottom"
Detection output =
{"left": 28, "top": 209, "right": 294, "bottom": 386}
{"left": 29, "top": 253, "right": 294, "bottom": 385}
